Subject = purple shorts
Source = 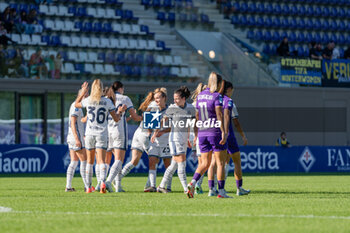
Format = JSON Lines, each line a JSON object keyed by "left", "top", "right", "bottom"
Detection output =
{"left": 198, "top": 135, "right": 227, "bottom": 153}
{"left": 227, "top": 134, "right": 239, "bottom": 155}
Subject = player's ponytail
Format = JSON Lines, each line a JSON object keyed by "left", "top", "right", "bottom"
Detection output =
{"left": 90, "top": 79, "right": 103, "bottom": 104}
{"left": 223, "top": 80, "right": 233, "bottom": 96}
{"left": 111, "top": 81, "right": 123, "bottom": 93}
{"left": 139, "top": 91, "right": 154, "bottom": 112}
{"left": 191, "top": 83, "right": 207, "bottom": 101}
{"left": 208, "top": 72, "right": 223, "bottom": 93}
{"left": 105, "top": 87, "right": 116, "bottom": 104}
{"left": 175, "top": 86, "right": 191, "bottom": 99}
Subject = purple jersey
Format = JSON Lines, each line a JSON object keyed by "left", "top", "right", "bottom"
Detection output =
{"left": 223, "top": 95, "right": 240, "bottom": 154}
{"left": 196, "top": 88, "right": 223, "bottom": 136}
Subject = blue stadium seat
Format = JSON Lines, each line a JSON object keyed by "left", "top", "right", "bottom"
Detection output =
{"left": 151, "top": 66, "right": 160, "bottom": 77}
{"left": 103, "top": 23, "right": 113, "bottom": 33}
{"left": 323, "top": 7, "right": 330, "bottom": 17}
{"left": 190, "top": 13, "right": 198, "bottom": 23}
{"left": 51, "top": 36, "right": 61, "bottom": 46}
{"left": 156, "top": 40, "right": 170, "bottom": 51}
{"left": 322, "top": 34, "right": 330, "bottom": 43}
{"left": 298, "top": 5, "right": 306, "bottom": 16}
{"left": 19, "top": 4, "right": 28, "bottom": 13}
{"left": 264, "top": 31, "right": 272, "bottom": 41}
{"left": 179, "top": 13, "right": 187, "bottom": 22}
{"left": 124, "top": 10, "right": 137, "bottom": 21}
{"left": 9, "top": 3, "right": 18, "bottom": 11}
{"left": 106, "top": 52, "right": 115, "bottom": 63}
{"left": 93, "top": 22, "right": 102, "bottom": 33}
{"left": 115, "top": 9, "right": 123, "bottom": 19}
{"left": 330, "top": 7, "right": 338, "bottom": 17}
{"left": 271, "top": 44, "right": 277, "bottom": 55}
{"left": 289, "top": 45, "right": 296, "bottom": 55}
{"left": 132, "top": 66, "right": 141, "bottom": 77}
{"left": 247, "top": 16, "right": 256, "bottom": 26}
{"left": 6, "top": 49, "right": 16, "bottom": 60}
{"left": 340, "top": 48, "right": 344, "bottom": 58}
{"left": 114, "top": 65, "right": 124, "bottom": 76}
{"left": 153, "top": 0, "right": 161, "bottom": 8}
{"left": 264, "top": 17, "right": 273, "bottom": 28}
{"left": 272, "top": 17, "right": 281, "bottom": 28}
{"left": 157, "top": 12, "right": 166, "bottom": 21}
{"left": 59, "top": 51, "right": 69, "bottom": 62}
{"left": 116, "top": 53, "right": 125, "bottom": 64}
{"left": 290, "top": 5, "right": 298, "bottom": 15}
{"left": 314, "top": 6, "right": 322, "bottom": 16}
{"left": 297, "top": 46, "right": 304, "bottom": 57}
{"left": 168, "top": 12, "right": 176, "bottom": 23}
{"left": 298, "top": 18, "right": 305, "bottom": 29}
{"left": 160, "top": 67, "right": 170, "bottom": 77}
{"left": 265, "top": 3, "right": 273, "bottom": 14}
{"left": 135, "top": 54, "right": 144, "bottom": 64}
{"left": 297, "top": 32, "right": 305, "bottom": 42}
{"left": 42, "top": 35, "right": 50, "bottom": 45}
{"left": 282, "top": 4, "right": 289, "bottom": 15}
{"left": 280, "top": 31, "right": 288, "bottom": 39}
{"left": 257, "top": 3, "right": 264, "bottom": 13}
{"left": 306, "top": 6, "right": 314, "bottom": 16}
{"left": 125, "top": 53, "right": 135, "bottom": 64}
{"left": 163, "top": 0, "right": 174, "bottom": 8}
{"left": 330, "top": 20, "right": 337, "bottom": 31}
{"left": 141, "top": 0, "right": 151, "bottom": 7}
{"left": 240, "top": 2, "right": 248, "bottom": 12}
{"left": 76, "top": 7, "right": 87, "bottom": 17}
{"left": 140, "top": 25, "right": 152, "bottom": 35}
{"left": 263, "top": 44, "right": 270, "bottom": 54}
{"left": 248, "top": 2, "right": 257, "bottom": 13}
{"left": 74, "top": 21, "right": 83, "bottom": 31}
{"left": 313, "top": 19, "right": 321, "bottom": 30}
{"left": 306, "top": 33, "right": 314, "bottom": 43}
{"left": 274, "top": 4, "right": 281, "bottom": 15}
{"left": 305, "top": 19, "right": 313, "bottom": 30}
{"left": 338, "top": 8, "right": 345, "bottom": 18}
{"left": 255, "top": 30, "right": 263, "bottom": 41}
{"left": 231, "top": 15, "right": 239, "bottom": 25}
{"left": 289, "top": 32, "right": 296, "bottom": 42}
{"left": 330, "top": 34, "right": 337, "bottom": 43}
{"left": 322, "top": 20, "right": 329, "bottom": 30}
{"left": 83, "top": 22, "right": 93, "bottom": 32}
{"left": 68, "top": 6, "right": 77, "bottom": 16}
{"left": 290, "top": 18, "right": 297, "bottom": 29}
{"left": 256, "top": 17, "right": 264, "bottom": 27}
{"left": 247, "top": 30, "right": 254, "bottom": 39}
{"left": 240, "top": 15, "right": 248, "bottom": 26}
{"left": 272, "top": 31, "right": 280, "bottom": 41}
{"left": 145, "top": 54, "right": 155, "bottom": 65}
{"left": 314, "top": 33, "right": 321, "bottom": 43}
{"left": 338, "top": 34, "right": 346, "bottom": 44}
{"left": 98, "top": 52, "right": 106, "bottom": 63}
{"left": 281, "top": 18, "right": 289, "bottom": 28}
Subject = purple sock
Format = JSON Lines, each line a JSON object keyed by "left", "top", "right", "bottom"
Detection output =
{"left": 236, "top": 179, "right": 242, "bottom": 188}
{"left": 218, "top": 180, "right": 225, "bottom": 190}
{"left": 192, "top": 172, "right": 201, "bottom": 182}
{"left": 208, "top": 180, "right": 214, "bottom": 189}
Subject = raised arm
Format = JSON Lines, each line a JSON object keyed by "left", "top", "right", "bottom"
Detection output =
{"left": 128, "top": 108, "right": 142, "bottom": 121}
{"left": 75, "top": 82, "right": 89, "bottom": 108}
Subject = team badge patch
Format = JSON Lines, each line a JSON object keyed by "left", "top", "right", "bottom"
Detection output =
{"left": 143, "top": 110, "right": 161, "bottom": 129}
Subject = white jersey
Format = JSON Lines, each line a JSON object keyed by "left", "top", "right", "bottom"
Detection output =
{"left": 152, "top": 104, "right": 169, "bottom": 147}
{"left": 82, "top": 96, "right": 116, "bottom": 137}
{"left": 67, "top": 102, "right": 85, "bottom": 142}
{"left": 165, "top": 102, "right": 196, "bottom": 143}
{"left": 108, "top": 92, "right": 133, "bottom": 137}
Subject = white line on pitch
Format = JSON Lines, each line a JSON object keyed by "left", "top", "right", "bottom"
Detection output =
{"left": 1, "top": 206, "right": 350, "bottom": 220}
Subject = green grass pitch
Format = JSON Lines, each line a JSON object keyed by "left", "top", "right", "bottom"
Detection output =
{"left": 1, "top": 174, "right": 350, "bottom": 233}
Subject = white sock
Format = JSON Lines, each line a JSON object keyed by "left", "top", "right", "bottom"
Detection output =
{"left": 167, "top": 173, "right": 173, "bottom": 190}
{"left": 95, "top": 164, "right": 101, "bottom": 183}
{"left": 106, "top": 163, "right": 110, "bottom": 175}
{"left": 66, "top": 161, "right": 78, "bottom": 189}
{"left": 80, "top": 161, "right": 88, "bottom": 188}
{"left": 86, "top": 163, "right": 93, "bottom": 188}
{"left": 149, "top": 170, "right": 157, "bottom": 187}
{"left": 159, "top": 159, "right": 178, "bottom": 188}
{"left": 177, "top": 161, "right": 187, "bottom": 191}
{"left": 197, "top": 173, "right": 204, "bottom": 187}
{"left": 121, "top": 162, "right": 135, "bottom": 178}
{"left": 99, "top": 163, "right": 107, "bottom": 182}
{"left": 225, "top": 164, "right": 229, "bottom": 180}
{"left": 106, "top": 160, "right": 122, "bottom": 183}
{"left": 145, "top": 177, "right": 150, "bottom": 188}
{"left": 214, "top": 174, "right": 218, "bottom": 191}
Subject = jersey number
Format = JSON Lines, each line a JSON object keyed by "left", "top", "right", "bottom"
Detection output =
{"left": 198, "top": 102, "right": 209, "bottom": 121}
{"left": 88, "top": 107, "right": 107, "bottom": 124}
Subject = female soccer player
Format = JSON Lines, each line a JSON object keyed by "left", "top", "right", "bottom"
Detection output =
{"left": 190, "top": 83, "right": 207, "bottom": 195}
{"left": 155, "top": 86, "right": 196, "bottom": 194}
{"left": 75, "top": 80, "right": 122, "bottom": 193}
{"left": 65, "top": 89, "right": 89, "bottom": 192}
{"left": 144, "top": 88, "right": 172, "bottom": 192}
{"left": 114, "top": 91, "right": 155, "bottom": 192}
{"left": 105, "top": 81, "right": 142, "bottom": 192}
{"left": 187, "top": 72, "right": 231, "bottom": 198}
{"left": 222, "top": 81, "right": 250, "bottom": 196}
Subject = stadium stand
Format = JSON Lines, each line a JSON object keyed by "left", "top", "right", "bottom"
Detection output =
{"left": 0, "top": 0, "right": 204, "bottom": 82}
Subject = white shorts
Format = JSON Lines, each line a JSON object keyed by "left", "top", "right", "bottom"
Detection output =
{"left": 67, "top": 137, "right": 85, "bottom": 151}
{"left": 85, "top": 135, "right": 108, "bottom": 150}
{"left": 169, "top": 141, "right": 187, "bottom": 156}
{"left": 131, "top": 128, "right": 150, "bottom": 153}
{"left": 107, "top": 133, "right": 128, "bottom": 152}
{"left": 148, "top": 143, "right": 171, "bottom": 158}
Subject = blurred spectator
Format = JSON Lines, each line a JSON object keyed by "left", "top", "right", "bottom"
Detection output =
{"left": 0, "top": 44, "right": 8, "bottom": 77}
{"left": 3, "top": 8, "right": 18, "bottom": 33}
{"left": 27, "top": 9, "right": 38, "bottom": 24}
{"left": 275, "top": 132, "right": 291, "bottom": 148}
{"left": 1, "top": 7, "right": 11, "bottom": 31}
{"left": 277, "top": 37, "right": 290, "bottom": 57}
{"left": 332, "top": 46, "right": 340, "bottom": 60}
{"left": 309, "top": 41, "right": 323, "bottom": 60}
{"left": 0, "top": 23, "right": 16, "bottom": 48}
{"left": 54, "top": 53, "right": 62, "bottom": 79}
{"left": 8, "top": 48, "right": 29, "bottom": 78}
{"left": 32, "top": 20, "right": 43, "bottom": 34}
{"left": 344, "top": 47, "right": 350, "bottom": 59}
{"left": 322, "top": 41, "right": 334, "bottom": 60}
{"left": 29, "top": 48, "right": 47, "bottom": 79}
{"left": 45, "top": 54, "right": 55, "bottom": 79}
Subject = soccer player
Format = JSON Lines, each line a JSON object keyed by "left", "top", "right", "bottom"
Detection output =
{"left": 114, "top": 91, "right": 155, "bottom": 192}
{"left": 187, "top": 72, "right": 231, "bottom": 198}
{"left": 65, "top": 89, "right": 89, "bottom": 192}
{"left": 106, "top": 81, "right": 142, "bottom": 192}
{"left": 155, "top": 86, "right": 196, "bottom": 194}
{"left": 144, "top": 88, "right": 172, "bottom": 192}
{"left": 222, "top": 81, "right": 250, "bottom": 196}
{"left": 190, "top": 83, "right": 207, "bottom": 195}
{"left": 75, "top": 80, "right": 122, "bottom": 193}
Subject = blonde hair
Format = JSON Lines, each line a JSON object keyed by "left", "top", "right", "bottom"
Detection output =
{"left": 90, "top": 79, "right": 103, "bottom": 104}
{"left": 207, "top": 72, "right": 222, "bottom": 93}
{"left": 154, "top": 87, "right": 167, "bottom": 98}
{"left": 191, "top": 83, "right": 207, "bottom": 101}
{"left": 139, "top": 91, "right": 154, "bottom": 112}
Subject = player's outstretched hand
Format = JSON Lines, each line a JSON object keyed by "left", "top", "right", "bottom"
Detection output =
{"left": 80, "top": 82, "right": 89, "bottom": 95}
{"left": 118, "top": 104, "right": 127, "bottom": 113}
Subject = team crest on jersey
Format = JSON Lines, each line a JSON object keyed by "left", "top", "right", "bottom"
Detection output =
{"left": 143, "top": 110, "right": 161, "bottom": 129}
{"left": 299, "top": 147, "right": 315, "bottom": 172}
{"left": 228, "top": 100, "right": 233, "bottom": 107}
{"left": 218, "top": 95, "right": 223, "bottom": 104}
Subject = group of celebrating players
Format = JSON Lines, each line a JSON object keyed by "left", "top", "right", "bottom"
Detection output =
{"left": 65, "top": 72, "right": 250, "bottom": 198}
